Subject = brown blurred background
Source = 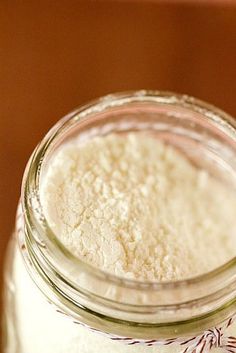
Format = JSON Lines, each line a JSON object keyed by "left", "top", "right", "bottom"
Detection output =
{"left": 1, "top": 0, "right": 236, "bottom": 347}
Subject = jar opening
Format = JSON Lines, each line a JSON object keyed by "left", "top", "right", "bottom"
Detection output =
{"left": 20, "top": 91, "right": 236, "bottom": 335}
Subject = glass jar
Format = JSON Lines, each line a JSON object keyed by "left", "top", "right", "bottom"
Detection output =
{"left": 3, "top": 91, "right": 236, "bottom": 353}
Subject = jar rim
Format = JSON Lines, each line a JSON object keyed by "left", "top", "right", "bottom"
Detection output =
{"left": 20, "top": 90, "right": 236, "bottom": 332}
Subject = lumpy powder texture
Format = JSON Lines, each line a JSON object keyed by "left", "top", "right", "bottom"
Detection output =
{"left": 41, "top": 133, "right": 236, "bottom": 281}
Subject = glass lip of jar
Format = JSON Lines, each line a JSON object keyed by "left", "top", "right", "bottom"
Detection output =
{"left": 21, "top": 89, "right": 236, "bottom": 312}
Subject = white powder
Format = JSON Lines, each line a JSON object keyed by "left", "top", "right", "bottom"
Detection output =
{"left": 41, "top": 132, "right": 236, "bottom": 281}
{"left": 7, "top": 131, "right": 236, "bottom": 353}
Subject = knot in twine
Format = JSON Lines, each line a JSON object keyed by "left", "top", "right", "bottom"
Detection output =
{"left": 179, "top": 318, "right": 236, "bottom": 353}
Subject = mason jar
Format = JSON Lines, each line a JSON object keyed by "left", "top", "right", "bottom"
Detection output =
{"left": 3, "top": 91, "right": 236, "bottom": 353}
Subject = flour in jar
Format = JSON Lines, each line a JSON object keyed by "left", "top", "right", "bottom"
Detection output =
{"left": 40, "top": 132, "right": 236, "bottom": 281}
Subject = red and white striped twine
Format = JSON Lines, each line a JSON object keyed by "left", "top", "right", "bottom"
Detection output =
{"left": 67, "top": 315, "right": 236, "bottom": 352}
{"left": 16, "top": 205, "right": 236, "bottom": 352}
{"left": 57, "top": 308, "right": 236, "bottom": 352}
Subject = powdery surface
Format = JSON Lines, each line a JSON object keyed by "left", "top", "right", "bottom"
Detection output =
{"left": 41, "top": 133, "right": 236, "bottom": 281}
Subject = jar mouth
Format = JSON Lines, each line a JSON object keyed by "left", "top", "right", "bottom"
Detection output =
{"left": 21, "top": 90, "right": 236, "bottom": 329}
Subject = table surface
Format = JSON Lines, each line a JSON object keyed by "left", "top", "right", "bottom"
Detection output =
{"left": 1, "top": 1, "right": 236, "bottom": 350}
